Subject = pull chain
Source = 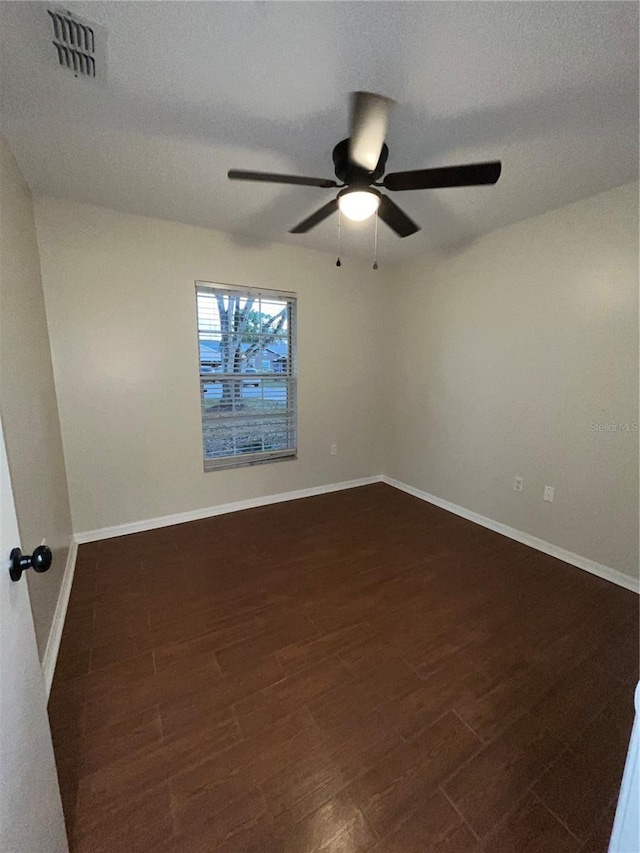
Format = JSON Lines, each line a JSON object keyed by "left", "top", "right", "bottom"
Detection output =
{"left": 336, "top": 209, "right": 342, "bottom": 267}
{"left": 372, "top": 209, "right": 379, "bottom": 270}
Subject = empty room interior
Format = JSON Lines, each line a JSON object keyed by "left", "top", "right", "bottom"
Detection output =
{"left": 1, "top": 2, "right": 639, "bottom": 852}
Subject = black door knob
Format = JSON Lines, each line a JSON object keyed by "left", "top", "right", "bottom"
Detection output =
{"left": 9, "top": 545, "right": 53, "bottom": 582}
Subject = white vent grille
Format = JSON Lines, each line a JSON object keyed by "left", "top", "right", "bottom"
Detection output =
{"left": 48, "top": 8, "right": 97, "bottom": 78}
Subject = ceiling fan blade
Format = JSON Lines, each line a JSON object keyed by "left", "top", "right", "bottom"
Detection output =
{"left": 290, "top": 198, "right": 339, "bottom": 233}
{"left": 383, "top": 161, "right": 502, "bottom": 191}
{"left": 228, "top": 170, "right": 337, "bottom": 189}
{"left": 349, "top": 91, "right": 395, "bottom": 172}
{"left": 378, "top": 195, "right": 421, "bottom": 238}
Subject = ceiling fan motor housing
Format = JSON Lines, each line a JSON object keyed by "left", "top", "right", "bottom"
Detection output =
{"left": 333, "top": 138, "right": 388, "bottom": 186}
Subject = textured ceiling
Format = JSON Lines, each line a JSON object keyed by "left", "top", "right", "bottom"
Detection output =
{"left": 1, "top": 1, "right": 638, "bottom": 264}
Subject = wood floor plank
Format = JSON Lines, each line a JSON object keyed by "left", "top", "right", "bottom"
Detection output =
{"left": 443, "top": 711, "right": 565, "bottom": 838}
{"left": 372, "top": 789, "right": 479, "bottom": 852}
{"left": 481, "top": 793, "right": 579, "bottom": 853}
{"left": 71, "top": 783, "right": 173, "bottom": 853}
{"left": 532, "top": 712, "right": 631, "bottom": 842}
{"left": 347, "top": 711, "right": 482, "bottom": 836}
{"left": 276, "top": 791, "right": 377, "bottom": 852}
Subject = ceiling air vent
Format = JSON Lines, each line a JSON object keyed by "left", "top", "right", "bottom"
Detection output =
{"left": 47, "top": 8, "right": 100, "bottom": 79}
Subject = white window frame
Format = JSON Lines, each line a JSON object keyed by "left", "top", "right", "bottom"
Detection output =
{"left": 195, "top": 281, "right": 297, "bottom": 471}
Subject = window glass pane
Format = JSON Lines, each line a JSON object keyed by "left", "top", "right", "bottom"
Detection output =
{"left": 202, "top": 415, "right": 295, "bottom": 460}
{"left": 196, "top": 284, "right": 297, "bottom": 468}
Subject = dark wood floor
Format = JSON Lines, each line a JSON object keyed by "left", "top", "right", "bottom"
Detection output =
{"left": 48, "top": 483, "right": 638, "bottom": 852}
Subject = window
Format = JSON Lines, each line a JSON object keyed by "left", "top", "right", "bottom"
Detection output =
{"left": 196, "top": 282, "right": 297, "bottom": 470}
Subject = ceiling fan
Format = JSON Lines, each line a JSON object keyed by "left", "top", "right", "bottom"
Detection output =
{"left": 228, "top": 92, "right": 502, "bottom": 239}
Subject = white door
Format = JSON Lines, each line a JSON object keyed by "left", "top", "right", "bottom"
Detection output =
{"left": 609, "top": 682, "right": 640, "bottom": 852}
{"left": 0, "top": 419, "right": 68, "bottom": 852}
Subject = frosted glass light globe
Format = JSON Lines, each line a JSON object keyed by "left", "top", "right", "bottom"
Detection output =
{"left": 338, "top": 190, "right": 380, "bottom": 222}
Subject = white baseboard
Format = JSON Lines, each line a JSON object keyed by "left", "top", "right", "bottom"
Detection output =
{"left": 74, "top": 476, "right": 382, "bottom": 544}
{"left": 381, "top": 475, "right": 639, "bottom": 594}
{"left": 42, "top": 539, "right": 77, "bottom": 698}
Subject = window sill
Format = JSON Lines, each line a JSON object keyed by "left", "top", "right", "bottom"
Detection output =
{"left": 203, "top": 451, "right": 297, "bottom": 472}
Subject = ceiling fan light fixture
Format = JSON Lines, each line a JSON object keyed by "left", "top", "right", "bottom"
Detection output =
{"left": 338, "top": 188, "right": 380, "bottom": 222}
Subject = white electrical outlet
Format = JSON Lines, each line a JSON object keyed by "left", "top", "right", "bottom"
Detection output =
{"left": 513, "top": 476, "right": 523, "bottom": 493}
{"left": 330, "top": 444, "right": 338, "bottom": 456}
{"left": 544, "top": 485, "right": 555, "bottom": 502}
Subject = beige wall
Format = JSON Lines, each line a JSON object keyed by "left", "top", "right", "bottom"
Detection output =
{"left": 386, "top": 182, "right": 639, "bottom": 579}
{"left": 32, "top": 184, "right": 639, "bottom": 582}
{"left": 34, "top": 198, "right": 385, "bottom": 533}
{"left": 0, "top": 137, "right": 73, "bottom": 658}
